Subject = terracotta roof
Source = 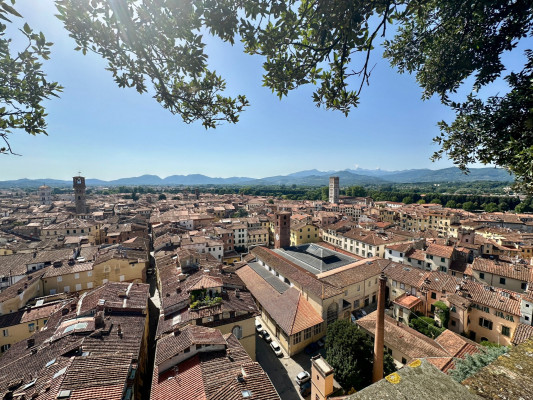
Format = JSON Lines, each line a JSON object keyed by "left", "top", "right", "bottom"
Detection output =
{"left": 426, "top": 244, "right": 454, "bottom": 259}
{"left": 512, "top": 323, "right": 533, "bottom": 345}
{"left": 471, "top": 258, "right": 532, "bottom": 281}
{"left": 0, "top": 283, "right": 148, "bottom": 400}
{"left": 152, "top": 354, "right": 206, "bottom": 400}
{"left": 43, "top": 261, "right": 94, "bottom": 278}
{"left": 152, "top": 332, "right": 279, "bottom": 400}
{"left": 187, "top": 275, "right": 223, "bottom": 292}
{"left": 393, "top": 293, "right": 422, "bottom": 309}
{"left": 452, "top": 280, "right": 521, "bottom": 315}
{"left": 434, "top": 330, "right": 480, "bottom": 363}
{"left": 356, "top": 312, "right": 449, "bottom": 361}
{"left": 383, "top": 261, "right": 429, "bottom": 288}
{"left": 317, "top": 258, "right": 386, "bottom": 286}
{"left": 236, "top": 265, "right": 323, "bottom": 336}
{"left": 385, "top": 242, "right": 413, "bottom": 253}
{"left": 156, "top": 325, "right": 226, "bottom": 366}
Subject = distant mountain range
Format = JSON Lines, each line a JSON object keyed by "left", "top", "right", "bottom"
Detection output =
{"left": 0, "top": 167, "right": 513, "bottom": 188}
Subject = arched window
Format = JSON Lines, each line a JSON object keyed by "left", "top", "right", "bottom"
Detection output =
{"left": 327, "top": 302, "right": 339, "bottom": 325}
{"left": 232, "top": 325, "right": 243, "bottom": 339}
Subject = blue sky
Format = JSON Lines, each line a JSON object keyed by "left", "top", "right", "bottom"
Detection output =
{"left": 0, "top": 2, "right": 529, "bottom": 181}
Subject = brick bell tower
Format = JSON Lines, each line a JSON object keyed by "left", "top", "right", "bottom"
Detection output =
{"left": 274, "top": 211, "right": 291, "bottom": 249}
{"left": 73, "top": 175, "right": 86, "bottom": 214}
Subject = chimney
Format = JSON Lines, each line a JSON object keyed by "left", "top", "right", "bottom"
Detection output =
{"left": 95, "top": 311, "right": 105, "bottom": 329}
{"left": 373, "top": 273, "right": 387, "bottom": 383}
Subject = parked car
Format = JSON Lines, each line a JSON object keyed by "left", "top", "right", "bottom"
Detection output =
{"left": 270, "top": 341, "right": 283, "bottom": 357}
{"left": 304, "top": 342, "right": 319, "bottom": 355}
{"left": 317, "top": 338, "right": 325, "bottom": 348}
{"left": 353, "top": 309, "right": 368, "bottom": 321}
{"left": 295, "top": 371, "right": 310, "bottom": 385}
{"left": 299, "top": 381, "right": 311, "bottom": 397}
{"left": 262, "top": 330, "right": 272, "bottom": 343}
{"left": 255, "top": 323, "right": 263, "bottom": 333}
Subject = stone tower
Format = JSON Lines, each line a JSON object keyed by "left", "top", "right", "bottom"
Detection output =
{"left": 274, "top": 211, "right": 291, "bottom": 249}
{"left": 73, "top": 176, "right": 86, "bottom": 214}
{"left": 39, "top": 185, "right": 52, "bottom": 205}
{"left": 329, "top": 176, "right": 339, "bottom": 204}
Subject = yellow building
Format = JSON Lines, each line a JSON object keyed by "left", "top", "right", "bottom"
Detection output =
{"left": 448, "top": 281, "right": 521, "bottom": 347}
{"left": 0, "top": 302, "right": 61, "bottom": 354}
{"left": 237, "top": 246, "right": 385, "bottom": 356}
{"left": 40, "top": 218, "right": 102, "bottom": 244}
{"left": 290, "top": 222, "right": 320, "bottom": 246}
{"left": 247, "top": 227, "right": 269, "bottom": 248}
{"left": 42, "top": 254, "right": 147, "bottom": 296}
{"left": 0, "top": 273, "right": 44, "bottom": 315}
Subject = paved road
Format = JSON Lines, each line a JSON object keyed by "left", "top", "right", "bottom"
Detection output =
{"left": 256, "top": 335, "right": 302, "bottom": 400}
{"left": 255, "top": 334, "right": 330, "bottom": 399}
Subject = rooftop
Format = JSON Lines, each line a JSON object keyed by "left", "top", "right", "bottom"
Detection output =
{"left": 273, "top": 243, "right": 358, "bottom": 275}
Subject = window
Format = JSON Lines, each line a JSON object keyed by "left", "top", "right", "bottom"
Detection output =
{"left": 57, "top": 276, "right": 62, "bottom": 282}
{"left": 401, "top": 357, "right": 407, "bottom": 364}
{"left": 119, "top": 275, "right": 125, "bottom": 282}
{"left": 400, "top": 283, "right": 405, "bottom": 290}
{"left": 495, "top": 311, "right": 504, "bottom": 318}
{"left": 75, "top": 284, "right": 82, "bottom": 291}
{"left": 87, "top": 271, "right": 92, "bottom": 277}
{"left": 2, "top": 329, "right": 8, "bottom": 337}
{"left": 522, "top": 282, "right": 528, "bottom": 290}
{"left": 103, "top": 266, "right": 111, "bottom": 273}
{"left": 87, "top": 282, "right": 93, "bottom": 289}
{"left": 499, "top": 277, "right": 506, "bottom": 285}
{"left": 1, "top": 344, "right": 10, "bottom": 352}
{"left": 313, "top": 323, "right": 322, "bottom": 336}
{"left": 502, "top": 326, "right": 510, "bottom": 337}
{"left": 64, "top": 286, "right": 70, "bottom": 293}
{"left": 293, "top": 331, "right": 302, "bottom": 344}
{"left": 28, "top": 323, "right": 35, "bottom": 332}
{"left": 232, "top": 325, "right": 243, "bottom": 339}
{"left": 304, "top": 327, "right": 312, "bottom": 340}
{"left": 479, "top": 317, "right": 493, "bottom": 330}
{"left": 441, "top": 257, "right": 445, "bottom": 262}
{"left": 74, "top": 273, "right": 79, "bottom": 279}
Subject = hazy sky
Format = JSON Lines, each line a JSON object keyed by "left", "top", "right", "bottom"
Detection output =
{"left": 0, "top": 2, "right": 530, "bottom": 180}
